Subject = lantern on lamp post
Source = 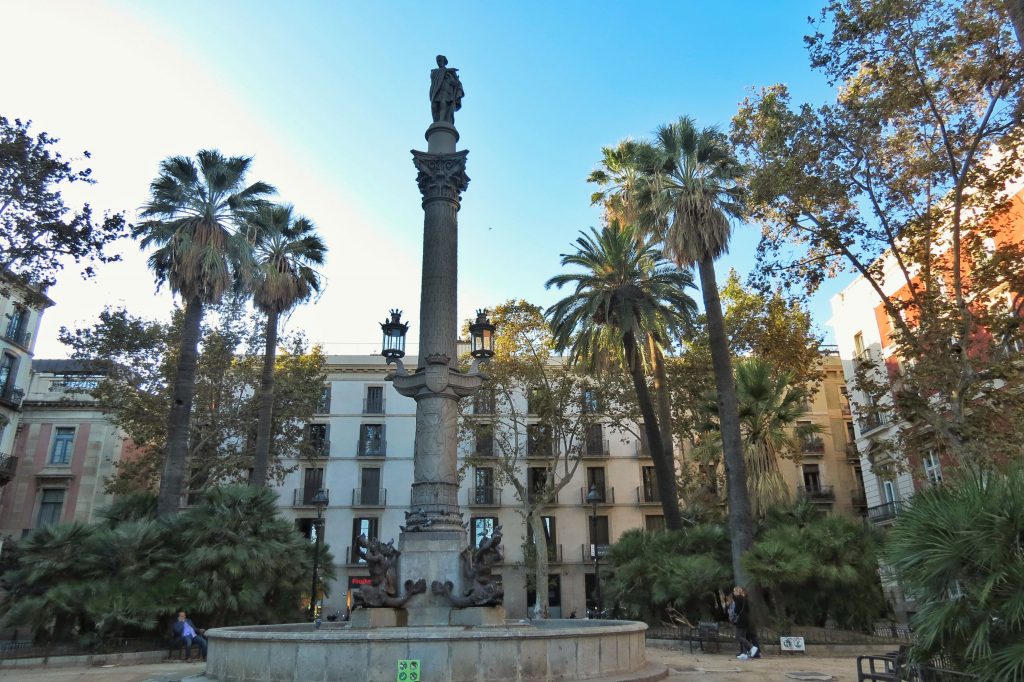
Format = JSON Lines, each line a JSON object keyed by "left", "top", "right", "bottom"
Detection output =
{"left": 468, "top": 309, "right": 496, "bottom": 360}
{"left": 380, "top": 309, "right": 409, "bottom": 360}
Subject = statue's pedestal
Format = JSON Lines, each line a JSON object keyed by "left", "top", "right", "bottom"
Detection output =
{"left": 349, "top": 608, "right": 407, "bottom": 628}
{"left": 398, "top": 529, "right": 466, "bottom": 624}
{"left": 426, "top": 121, "right": 458, "bottom": 153}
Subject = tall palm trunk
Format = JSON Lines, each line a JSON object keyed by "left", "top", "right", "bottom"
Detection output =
{"left": 647, "top": 336, "right": 676, "bottom": 475}
{"left": 697, "top": 257, "right": 754, "bottom": 585}
{"left": 624, "top": 331, "right": 682, "bottom": 530}
{"left": 251, "top": 308, "right": 279, "bottom": 487}
{"left": 158, "top": 296, "right": 204, "bottom": 516}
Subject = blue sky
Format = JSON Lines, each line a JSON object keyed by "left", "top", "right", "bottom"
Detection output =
{"left": 6, "top": 1, "right": 844, "bottom": 357}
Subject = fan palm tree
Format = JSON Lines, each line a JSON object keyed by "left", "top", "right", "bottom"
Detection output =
{"left": 696, "top": 358, "right": 820, "bottom": 519}
{"left": 642, "top": 116, "right": 755, "bottom": 586}
{"left": 546, "top": 223, "right": 698, "bottom": 529}
{"left": 135, "top": 150, "right": 274, "bottom": 516}
{"left": 246, "top": 204, "right": 326, "bottom": 487}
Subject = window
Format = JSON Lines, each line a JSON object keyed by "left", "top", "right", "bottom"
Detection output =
{"left": 473, "top": 390, "right": 495, "bottom": 415}
{"left": 308, "top": 424, "right": 329, "bottom": 456}
{"left": 527, "top": 467, "right": 548, "bottom": 502}
{"left": 799, "top": 421, "right": 824, "bottom": 453}
{"left": 475, "top": 424, "right": 494, "bottom": 456}
{"left": 846, "top": 421, "right": 856, "bottom": 443}
{"left": 5, "top": 306, "right": 27, "bottom": 344}
{"left": 586, "top": 467, "right": 606, "bottom": 501}
{"left": 470, "top": 516, "right": 498, "bottom": 548}
{"left": 37, "top": 489, "right": 65, "bottom": 527}
{"left": 526, "top": 388, "right": 543, "bottom": 415}
{"left": 584, "top": 423, "right": 604, "bottom": 456}
{"left": 882, "top": 479, "right": 897, "bottom": 504}
{"left": 302, "top": 467, "right": 324, "bottom": 505}
{"left": 316, "top": 386, "right": 331, "bottom": 414}
{"left": 358, "top": 424, "right": 385, "bottom": 456}
{"left": 474, "top": 467, "right": 495, "bottom": 504}
{"left": 922, "top": 450, "right": 943, "bottom": 485}
{"left": 359, "top": 467, "right": 381, "bottom": 505}
{"left": 526, "top": 424, "right": 551, "bottom": 457}
{"left": 50, "top": 427, "right": 75, "bottom": 465}
{"left": 527, "top": 574, "right": 561, "bottom": 610}
{"left": 839, "top": 387, "right": 852, "bottom": 414}
{"left": 641, "top": 466, "right": 660, "bottom": 503}
{"left": 853, "top": 332, "right": 866, "bottom": 358}
{"left": 0, "top": 354, "right": 14, "bottom": 391}
{"left": 588, "top": 515, "right": 610, "bottom": 556}
{"left": 802, "top": 464, "right": 821, "bottom": 492}
{"left": 364, "top": 386, "right": 384, "bottom": 414}
{"left": 351, "top": 517, "right": 379, "bottom": 563}
{"left": 637, "top": 428, "right": 650, "bottom": 457}
{"left": 581, "top": 389, "right": 599, "bottom": 414}
{"left": 645, "top": 515, "right": 665, "bottom": 532}
{"left": 524, "top": 516, "right": 557, "bottom": 560}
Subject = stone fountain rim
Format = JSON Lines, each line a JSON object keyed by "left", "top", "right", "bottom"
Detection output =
{"left": 206, "top": 618, "right": 647, "bottom": 643}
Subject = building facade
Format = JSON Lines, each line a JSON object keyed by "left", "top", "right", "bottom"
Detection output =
{"left": 275, "top": 352, "right": 868, "bottom": 620}
{"left": 0, "top": 360, "right": 125, "bottom": 537}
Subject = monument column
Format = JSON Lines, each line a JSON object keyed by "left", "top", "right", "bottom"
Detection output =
{"left": 387, "top": 55, "right": 483, "bottom": 623}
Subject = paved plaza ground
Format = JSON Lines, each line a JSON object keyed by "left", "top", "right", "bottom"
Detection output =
{"left": 0, "top": 643, "right": 891, "bottom": 681}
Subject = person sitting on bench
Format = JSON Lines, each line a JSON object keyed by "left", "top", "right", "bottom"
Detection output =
{"left": 172, "top": 610, "right": 207, "bottom": 661}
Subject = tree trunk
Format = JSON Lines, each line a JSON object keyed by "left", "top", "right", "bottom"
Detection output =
{"left": 1004, "top": 0, "right": 1024, "bottom": 51}
{"left": 697, "top": 256, "right": 754, "bottom": 586}
{"left": 529, "top": 512, "right": 550, "bottom": 618}
{"left": 157, "top": 296, "right": 204, "bottom": 517}
{"left": 648, "top": 335, "right": 677, "bottom": 497}
{"left": 623, "top": 331, "right": 683, "bottom": 530}
{"left": 251, "top": 308, "right": 279, "bottom": 487}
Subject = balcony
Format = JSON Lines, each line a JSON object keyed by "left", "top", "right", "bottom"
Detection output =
{"left": 352, "top": 488, "right": 387, "bottom": 507}
{"left": 636, "top": 486, "right": 661, "bottom": 505}
{"left": 527, "top": 488, "right": 559, "bottom": 505}
{"left": 851, "top": 490, "right": 868, "bottom": 514}
{"left": 362, "top": 396, "right": 385, "bottom": 415}
{"left": 357, "top": 439, "right": 386, "bottom": 457}
{"left": 293, "top": 487, "right": 330, "bottom": 507}
{"left": 633, "top": 440, "right": 651, "bottom": 458}
{"left": 800, "top": 438, "right": 826, "bottom": 456}
{"left": 581, "top": 438, "right": 609, "bottom": 458}
{"left": 468, "top": 486, "right": 501, "bottom": 507}
{"left": 583, "top": 543, "right": 610, "bottom": 561}
{"left": 867, "top": 500, "right": 903, "bottom": 525}
{"left": 526, "top": 440, "right": 553, "bottom": 459}
{"left": 845, "top": 443, "right": 861, "bottom": 462}
{"left": 0, "top": 453, "right": 17, "bottom": 487}
{"left": 0, "top": 385, "right": 25, "bottom": 410}
{"left": 859, "top": 411, "right": 890, "bottom": 434}
{"left": 308, "top": 439, "right": 330, "bottom": 458}
{"left": 2, "top": 328, "right": 31, "bottom": 349}
{"left": 579, "top": 486, "right": 615, "bottom": 505}
{"left": 797, "top": 485, "right": 835, "bottom": 503}
{"left": 537, "top": 543, "right": 563, "bottom": 564}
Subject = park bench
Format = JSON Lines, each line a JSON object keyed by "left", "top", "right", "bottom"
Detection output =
{"left": 857, "top": 645, "right": 908, "bottom": 681}
{"left": 688, "top": 621, "right": 722, "bottom": 654}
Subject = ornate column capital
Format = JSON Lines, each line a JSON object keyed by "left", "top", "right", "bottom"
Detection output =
{"left": 411, "top": 149, "right": 470, "bottom": 207}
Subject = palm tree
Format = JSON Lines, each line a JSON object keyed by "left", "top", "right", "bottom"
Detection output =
{"left": 135, "top": 150, "right": 274, "bottom": 516}
{"left": 246, "top": 204, "right": 326, "bottom": 487}
{"left": 546, "top": 223, "right": 698, "bottom": 530}
{"left": 642, "top": 116, "right": 755, "bottom": 587}
{"left": 696, "top": 358, "right": 820, "bottom": 519}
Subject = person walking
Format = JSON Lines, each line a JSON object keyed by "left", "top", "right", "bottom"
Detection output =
{"left": 731, "top": 586, "right": 760, "bottom": 660}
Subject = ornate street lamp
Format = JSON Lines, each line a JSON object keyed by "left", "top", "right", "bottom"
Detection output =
{"left": 380, "top": 309, "right": 409, "bottom": 360}
{"left": 468, "top": 309, "right": 496, "bottom": 359}
{"left": 586, "top": 483, "right": 603, "bottom": 618}
{"left": 308, "top": 488, "right": 330, "bottom": 621}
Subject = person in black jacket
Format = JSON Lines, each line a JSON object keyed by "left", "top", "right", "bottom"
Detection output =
{"left": 732, "top": 586, "right": 760, "bottom": 660}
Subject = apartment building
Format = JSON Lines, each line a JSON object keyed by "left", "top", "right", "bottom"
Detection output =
{"left": 0, "top": 270, "right": 54, "bottom": 496}
{"left": 0, "top": 359, "right": 125, "bottom": 537}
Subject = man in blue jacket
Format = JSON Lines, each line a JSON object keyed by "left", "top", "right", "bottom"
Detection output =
{"left": 172, "top": 610, "right": 207, "bottom": 661}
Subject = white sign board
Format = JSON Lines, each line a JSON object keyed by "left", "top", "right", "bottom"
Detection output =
{"left": 780, "top": 636, "right": 806, "bottom": 652}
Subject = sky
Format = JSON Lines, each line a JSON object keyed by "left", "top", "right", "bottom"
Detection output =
{"left": 4, "top": 1, "right": 846, "bottom": 359}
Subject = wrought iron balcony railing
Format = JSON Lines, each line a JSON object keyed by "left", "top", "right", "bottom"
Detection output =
{"left": 357, "top": 439, "right": 386, "bottom": 457}
{"left": 293, "top": 487, "right": 330, "bottom": 507}
{"left": 468, "top": 486, "right": 501, "bottom": 506}
{"left": 352, "top": 488, "right": 386, "bottom": 507}
{"left": 636, "top": 486, "right": 661, "bottom": 505}
{"left": 579, "top": 486, "right": 614, "bottom": 504}
{"left": 867, "top": 500, "right": 903, "bottom": 524}
{"left": 797, "top": 484, "right": 835, "bottom": 501}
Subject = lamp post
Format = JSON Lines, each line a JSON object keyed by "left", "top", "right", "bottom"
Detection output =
{"left": 308, "top": 488, "right": 329, "bottom": 621}
{"left": 586, "top": 483, "right": 603, "bottom": 618}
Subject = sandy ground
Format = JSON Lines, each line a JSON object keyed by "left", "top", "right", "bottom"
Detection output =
{"left": 0, "top": 645, "right": 883, "bottom": 681}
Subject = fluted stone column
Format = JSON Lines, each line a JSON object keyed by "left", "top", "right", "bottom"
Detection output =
{"left": 389, "top": 119, "right": 482, "bottom": 624}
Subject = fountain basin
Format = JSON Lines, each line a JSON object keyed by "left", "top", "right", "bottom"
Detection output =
{"left": 204, "top": 619, "right": 664, "bottom": 681}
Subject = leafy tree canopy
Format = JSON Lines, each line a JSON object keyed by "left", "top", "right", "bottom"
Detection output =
{"left": 731, "top": 0, "right": 1024, "bottom": 470}
{"left": 58, "top": 301, "right": 326, "bottom": 494}
{"left": 0, "top": 116, "right": 126, "bottom": 290}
